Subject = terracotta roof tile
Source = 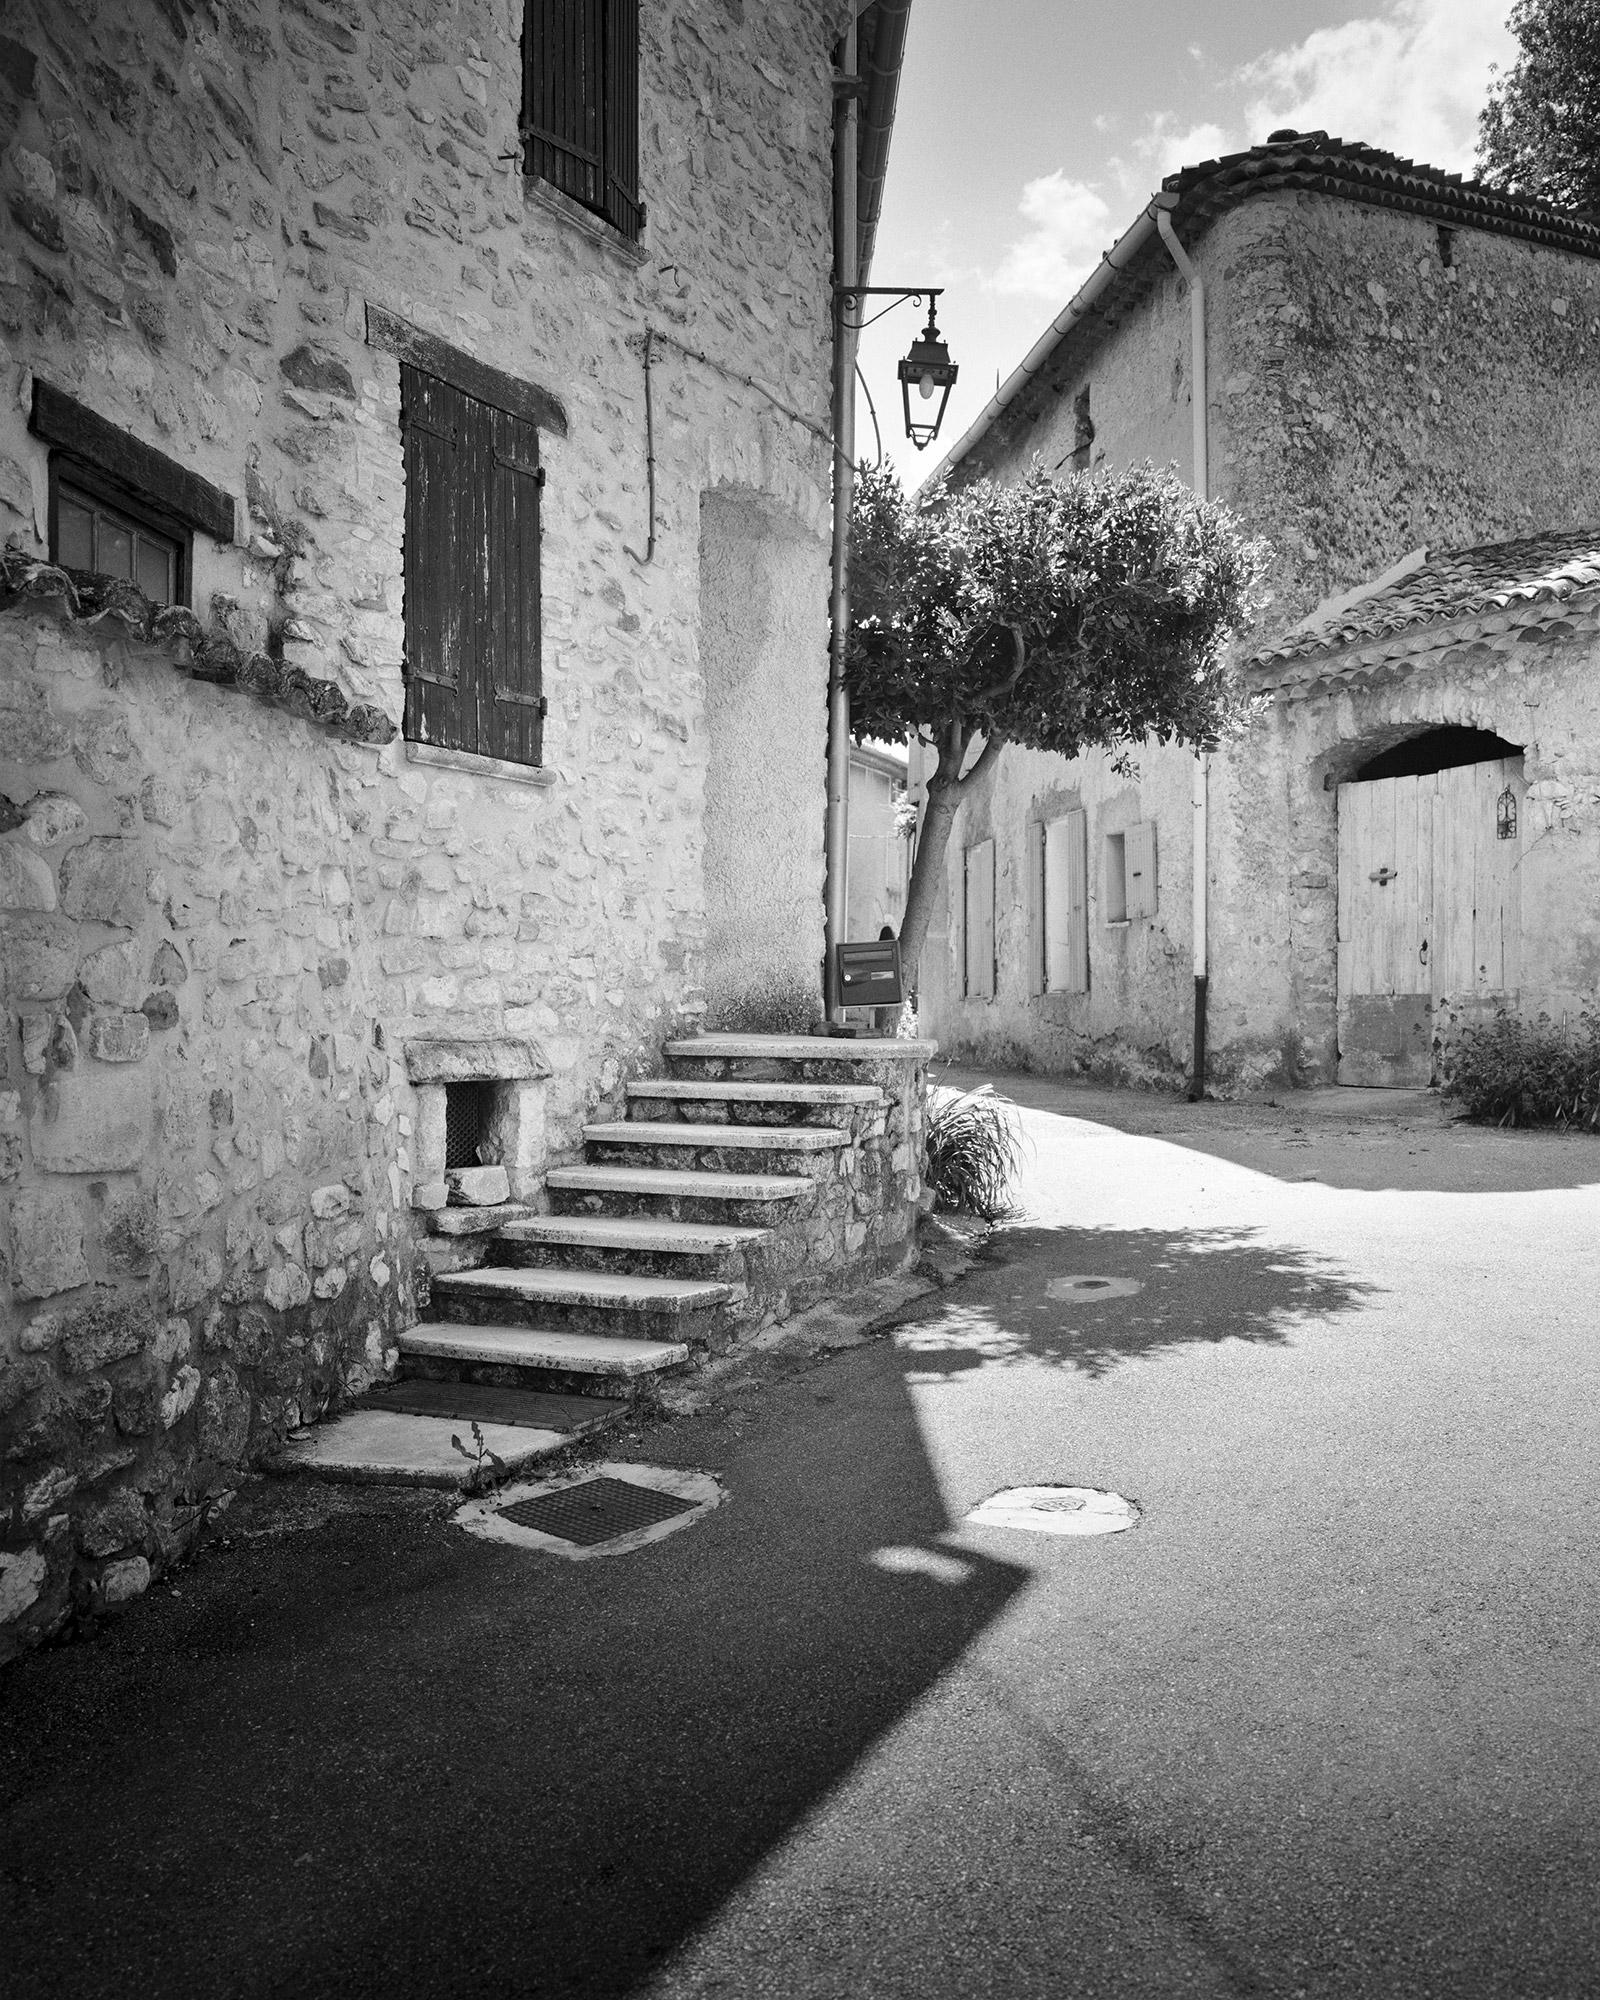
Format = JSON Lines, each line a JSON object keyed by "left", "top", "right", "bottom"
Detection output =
{"left": 1248, "top": 528, "right": 1600, "bottom": 669}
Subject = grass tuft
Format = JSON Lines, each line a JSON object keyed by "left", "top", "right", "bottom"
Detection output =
{"left": 923, "top": 1083, "right": 1025, "bottom": 1220}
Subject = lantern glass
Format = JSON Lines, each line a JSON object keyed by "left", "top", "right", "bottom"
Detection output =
{"left": 896, "top": 307, "right": 958, "bottom": 450}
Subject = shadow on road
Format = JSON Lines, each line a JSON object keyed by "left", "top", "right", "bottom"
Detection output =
{"left": 898, "top": 1223, "right": 1377, "bottom": 1379}
{"left": 0, "top": 1350, "right": 1028, "bottom": 2000}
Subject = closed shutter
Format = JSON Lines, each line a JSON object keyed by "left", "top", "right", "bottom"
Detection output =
{"left": 1044, "top": 811, "right": 1089, "bottom": 993}
{"left": 965, "top": 839, "right": 996, "bottom": 1001}
{"left": 524, "top": 0, "right": 642, "bottom": 241}
{"left": 402, "top": 365, "right": 544, "bottom": 765}
{"left": 1126, "top": 820, "right": 1158, "bottom": 919}
{"left": 1026, "top": 820, "right": 1046, "bottom": 997}
{"left": 948, "top": 844, "right": 966, "bottom": 998}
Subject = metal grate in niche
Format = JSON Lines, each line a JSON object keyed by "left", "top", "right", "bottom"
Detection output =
{"left": 444, "top": 1081, "right": 488, "bottom": 1170}
{"left": 497, "top": 1476, "right": 698, "bottom": 1547}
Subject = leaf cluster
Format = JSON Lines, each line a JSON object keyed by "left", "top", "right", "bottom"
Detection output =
{"left": 1477, "top": 0, "right": 1600, "bottom": 215}
{"left": 845, "top": 460, "right": 1270, "bottom": 766}
{"left": 1439, "top": 1005, "right": 1600, "bottom": 1128}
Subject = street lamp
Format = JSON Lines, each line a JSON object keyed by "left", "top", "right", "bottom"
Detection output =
{"left": 836, "top": 286, "right": 960, "bottom": 451}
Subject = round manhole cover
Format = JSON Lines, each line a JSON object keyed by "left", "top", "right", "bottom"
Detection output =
{"left": 965, "top": 1485, "right": 1140, "bottom": 1537}
{"left": 1046, "top": 1274, "right": 1142, "bottom": 1302}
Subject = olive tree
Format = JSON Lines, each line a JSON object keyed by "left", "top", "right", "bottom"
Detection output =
{"left": 846, "top": 461, "right": 1268, "bottom": 979}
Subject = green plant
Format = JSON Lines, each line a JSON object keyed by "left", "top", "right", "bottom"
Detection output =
{"left": 1439, "top": 1007, "right": 1600, "bottom": 1128}
{"left": 923, "top": 1083, "right": 1026, "bottom": 1220}
{"left": 450, "top": 1420, "right": 506, "bottom": 1487}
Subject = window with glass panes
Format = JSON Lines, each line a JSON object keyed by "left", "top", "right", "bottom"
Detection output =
{"left": 53, "top": 475, "right": 182, "bottom": 606}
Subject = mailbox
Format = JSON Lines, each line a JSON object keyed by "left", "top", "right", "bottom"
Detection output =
{"left": 836, "top": 937, "right": 904, "bottom": 1009}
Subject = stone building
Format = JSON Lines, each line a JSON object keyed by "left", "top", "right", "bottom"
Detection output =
{"left": 910, "top": 134, "right": 1600, "bottom": 1092}
{"left": 0, "top": 0, "right": 922, "bottom": 1656}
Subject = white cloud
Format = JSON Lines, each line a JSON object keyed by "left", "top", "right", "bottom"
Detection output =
{"left": 990, "top": 171, "right": 1113, "bottom": 300}
{"left": 1115, "top": 0, "right": 1516, "bottom": 199}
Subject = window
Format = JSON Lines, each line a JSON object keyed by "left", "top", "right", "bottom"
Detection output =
{"left": 401, "top": 363, "right": 545, "bottom": 768}
{"left": 1105, "top": 821, "right": 1157, "bottom": 925}
{"left": 53, "top": 472, "right": 182, "bottom": 606}
{"left": 522, "top": 0, "right": 644, "bottom": 242}
{"left": 961, "top": 838, "right": 996, "bottom": 1001}
{"left": 30, "top": 380, "right": 235, "bottom": 607}
{"left": 1030, "top": 810, "right": 1088, "bottom": 994}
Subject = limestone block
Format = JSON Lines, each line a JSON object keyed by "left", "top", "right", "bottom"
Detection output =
{"left": 197, "top": 1365, "right": 250, "bottom": 1459}
{"left": 264, "top": 1261, "right": 312, "bottom": 1311}
{"left": 446, "top": 1163, "right": 510, "bottom": 1205}
{"left": 10, "top": 1186, "right": 90, "bottom": 1298}
{"left": 0, "top": 843, "right": 56, "bottom": 911}
{"left": 23, "top": 1468, "right": 77, "bottom": 1521}
{"left": 58, "top": 1298, "right": 161, "bottom": 1373}
{"left": 171, "top": 1239, "right": 223, "bottom": 1311}
{"left": 310, "top": 1182, "right": 351, "bottom": 1219}
{"left": 99, "top": 1556, "right": 152, "bottom": 1606}
{"left": 80, "top": 938, "right": 145, "bottom": 1006}
{"left": 30, "top": 1066, "right": 151, "bottom": 1173}
{"left": 151, "top": 939, "right": 188, "bottom": 986}
{"left": 403, "top": 1036, "right": 550, "bottom": 1083}
{"left": 0, "top": 1549, "right": 48, "bottom": 1625}
{"left": 22, "top": 793, "right": 88, "bottom": 848}
{"left": 1, "top": 915, "right": 79, "bottom": 1001}
{"left": 411, "top": 1178, "right": 448, "bottom": 1211}
{"left": 313, "top": 1263, "right": 347, "bottom": 1298}
{"left": 82, "top": 1490, "right": 150, "bottom": 1557}
{"left": 142, "top": 991, "right": 179, "bottom": 1030}
{"left": 59, "top": 836, "right": 145, "bottom": 927}
{"left": 160, "top": 1363, "right": 201, "bottom": 1428}
{"left": 0, "top": 1090, "right": 20, "bottom": 1181}
{"left": 87, "top": 1011, "right": 151, "bottom": 1063}
{"left": 20, "top": 1011, "right": 50, "bottom": 1074}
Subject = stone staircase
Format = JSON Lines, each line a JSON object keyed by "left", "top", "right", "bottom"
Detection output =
{"left": 283, "top": 1032, "right": 932, "bottom": 1483}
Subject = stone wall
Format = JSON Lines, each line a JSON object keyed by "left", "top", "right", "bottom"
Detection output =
{"left": 916, "top": 191, "right": 1600, "bottom": 1089}
{"left": 0, "top": 0, "right": 850, "bottom": 1658}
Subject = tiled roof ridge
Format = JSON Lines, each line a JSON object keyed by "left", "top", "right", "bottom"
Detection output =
{"left": 0, "top": 545, "right": 398, "bottom": 745}
{"left": 1248, "top": 525, "right": 1600, "bottom": 672}
{"left": 1162, "top": 131, "right": 1600, "bottom": 258}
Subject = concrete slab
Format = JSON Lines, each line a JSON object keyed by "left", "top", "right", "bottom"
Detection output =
{"left": 272, "top": 1409, "right": 568, "bottom": 1488}
{"left": 585, "top": 1120, "right": 848, "bottom": 1151}
{"left": 431, "top": 1267, "right": 743, "bottom": 1311}
{"left": 399, "top": 1321, "right": 689, "bottom": 1375}
{"left": 545, "top": 1164, "right": 811, "bottom": 1202}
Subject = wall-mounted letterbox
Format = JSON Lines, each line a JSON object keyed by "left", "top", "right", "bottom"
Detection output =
{"left": 837, "top": 938, "right": 903, "bottom": 1009}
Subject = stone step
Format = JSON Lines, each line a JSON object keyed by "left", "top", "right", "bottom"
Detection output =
{"left": 664, "top": 1034, "right": 938, "bottom": 1062}
{"left": 626, "top": 1079, "right": 886, "bottom": 1119}
{"left": 429, "top": 1264, "right": 746, "bottom": 1346}
{"left": 544, "top": 1163, "right": 815, "bottom": 1227}
{"left": 495, "top": 1213, "right": 770, "bottom": 1280}
{"left": 273, "top": 1409, "right": 571, "bottom": 1489}
{"left": 582, "top": 1121, "right": 848, "bottom": 1177}
{"left": 400, "top": 1321, "right": 689, "bottom": 1400}
{"left": 426, "top": 1202, "right": 536, "bottom": 1238}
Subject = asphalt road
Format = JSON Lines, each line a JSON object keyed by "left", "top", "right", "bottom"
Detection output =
{"left": 4, "top": 1080, "right": 1598, "bottom": 1999}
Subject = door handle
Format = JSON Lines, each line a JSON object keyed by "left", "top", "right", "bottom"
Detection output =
{"left": 1369, "top": 866, "right": 1396, "bottom": 885}
{"left": 1419, "top": 939, "right": 1429, "bottom": 965}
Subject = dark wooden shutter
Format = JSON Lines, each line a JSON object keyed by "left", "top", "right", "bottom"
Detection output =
{"left": 402, "top": 365, "right": 544, "bottom": 766}
{"left": 523, "top": 0, "right": 641, "bottom": 240}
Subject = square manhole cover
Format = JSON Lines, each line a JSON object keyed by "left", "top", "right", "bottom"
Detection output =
{"left": 497, "top": 1475, "right": 698, "bottom": 1547}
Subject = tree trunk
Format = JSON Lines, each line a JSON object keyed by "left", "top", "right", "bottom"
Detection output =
{"left": 897, "top": 731, "right": 1005, "bottom": 988}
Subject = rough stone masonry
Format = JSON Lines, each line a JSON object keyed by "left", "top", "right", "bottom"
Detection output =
{"left": 0, "top": 0, "right": 862, "bottom": 1658}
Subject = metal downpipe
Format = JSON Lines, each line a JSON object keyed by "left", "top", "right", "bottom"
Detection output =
{"left": 823, "top": 18, "right": 859, "bottom": 1020}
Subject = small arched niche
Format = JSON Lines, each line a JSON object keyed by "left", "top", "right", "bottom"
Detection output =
{"left": 1352, "top": 725, "right": 1522, "bottom": 783}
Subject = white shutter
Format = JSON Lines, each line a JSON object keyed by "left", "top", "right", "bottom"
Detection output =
{"left": 1027, "top": 820, "right": 1046, "bottom": 997}
{"left": 965, "top": 840, "right": 996, "bottom": 1001}
{"left": 1126, "top": 820, "right": 1158, "bottom": 919}
{"left": 1044, "top": 811, "right": 1088, "bottom": 993}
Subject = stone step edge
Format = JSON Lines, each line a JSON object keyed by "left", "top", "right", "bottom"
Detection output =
{"left": 545, "top": 1165, "right": 813, "bottom": 1200}
{"left": 499, "top": 1216, "right": 773, "bottom": 1251}
{"left": 431, "top": 1267, "right": 746, "bottom": 1308}
{"left": 427, "top": 1202, "right": 536, "bottom": 1238}
{"left": 400, "top": 1322, "right": 689, "bottom": 1375}
{"left": 582, "top": 1121, "right": 849, "bottom": 1150}
{"left": 626, "top": 1079, "right": 887, "bottom": 1105}
{"left": 665, "top": 1034, "right": 937, "bottom": 1062}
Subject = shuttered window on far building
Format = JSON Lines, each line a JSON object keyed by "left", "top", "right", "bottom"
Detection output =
{"left": 401, "top": 364, "right": 545, "bottom": 768}
{"left": 522, "top": 0, "right": 644, "bottom": 242}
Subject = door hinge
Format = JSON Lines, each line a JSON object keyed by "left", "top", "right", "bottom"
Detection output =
{"left": 493, "top": 686, "right": 547, "bottom": 715}
{"left": 494, "top": 452, "right": 545, "bottom": 485}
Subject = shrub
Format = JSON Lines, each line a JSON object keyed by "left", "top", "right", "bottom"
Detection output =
{"left": 1439, "top": 1007, "right": 1600, "bottom": 1128}
{"left": 923, "top": 1083, "right": 1025, "bottom": 1219}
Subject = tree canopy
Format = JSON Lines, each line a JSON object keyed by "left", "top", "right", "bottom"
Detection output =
{"left": 1477, "top": 0, "right": 1600, "bottom": 215}
{"left": 846, "top": 460, "right": 1268, "bottom": 980}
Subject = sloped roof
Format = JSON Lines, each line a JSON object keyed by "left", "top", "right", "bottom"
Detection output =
{"left": 1162, "top": 131, "right": 1600, "bottom": 260}
{"left": 937, "top": 131, "right": 1600, "bottom": 485}
{"left": 1248, "top": 528, "right": 1600, "bottom": 670}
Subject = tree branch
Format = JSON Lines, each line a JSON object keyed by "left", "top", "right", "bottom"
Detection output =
{"left": 953, "top": 729, "right": 1006, "bottom": 796}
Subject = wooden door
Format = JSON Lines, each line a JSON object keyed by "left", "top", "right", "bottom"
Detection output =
{"left": 1337, "top": 758, "right": 1522, "bottom": 1085}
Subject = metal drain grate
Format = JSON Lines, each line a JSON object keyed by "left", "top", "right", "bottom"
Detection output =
{"left": 497, "top": 1475, "right": 698, "bottom": 1547}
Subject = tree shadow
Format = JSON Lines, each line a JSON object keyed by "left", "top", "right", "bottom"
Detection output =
{"left": 897, "top": 1223, "right": 1379, "bottom": 1380}
{"left": 0, "top": 1349, "right": 1029, "bottom": 2000}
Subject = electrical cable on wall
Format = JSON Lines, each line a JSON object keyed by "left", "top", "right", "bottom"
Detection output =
{"left": 855, "top": 361, "right": 883, "bottom": 469}
{"left": 627, "top": 326, "right": 657, "bottom": 566}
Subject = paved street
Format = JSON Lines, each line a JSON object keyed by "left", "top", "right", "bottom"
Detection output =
{"left": 5, "top": 1079, "right": 1599, "bottom": 1999}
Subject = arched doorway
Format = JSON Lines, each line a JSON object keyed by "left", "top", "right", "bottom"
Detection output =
{"left": 1337, "top": 728, "right": 1524, "bottom": 1086}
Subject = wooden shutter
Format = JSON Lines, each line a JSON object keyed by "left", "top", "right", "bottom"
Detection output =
{"left": 524, "top": 0, "right": 642, "bottom": 241}
{"left": 1126, "top": 820, "right": 1158, "bottom": 920}
{"left": 402, "top": 365, "right": 543, "bottom": 766}
{"left": 965, "top": 840, "right": 996, "bottom": 1001}
{"left": 948, "top": 844, "right": 966, "bottom": 998}
{"left": 1026, "top": 820, "right": 1046, "bottom": 997}
{"left": 1044, "top": 811, "right": 1088, "bottom": 994}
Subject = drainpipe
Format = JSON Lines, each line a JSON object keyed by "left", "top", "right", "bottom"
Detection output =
{"left": 823, "top": 18, "right": 859, "bottom": 1022}
{"left": 1156, "top": 209, "right": 1210, "bottom": 1102}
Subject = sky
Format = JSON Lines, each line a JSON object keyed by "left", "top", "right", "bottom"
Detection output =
{"left": 856, "top": 0, "right": 1519, "bottom": 485}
